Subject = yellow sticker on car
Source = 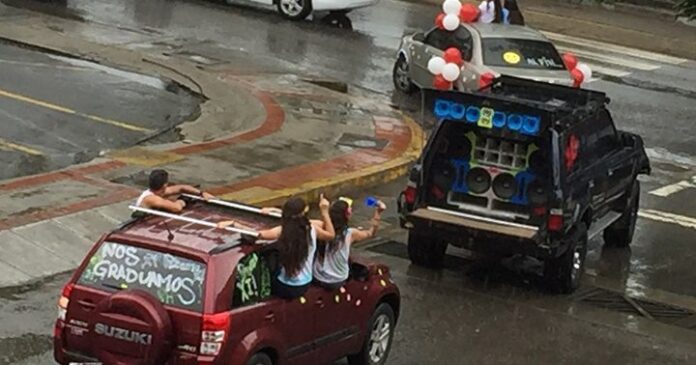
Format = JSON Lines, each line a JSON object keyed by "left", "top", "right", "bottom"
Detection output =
{"left": 503, "top": 51, "right": 521, "bottom": 65}
{"left": 478, "top": 107, "right": 494, "bottom": 128}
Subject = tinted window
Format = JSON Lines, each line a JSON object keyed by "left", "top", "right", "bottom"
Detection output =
{"left": 482, "top": 38, "right": 565, "bottom": 70}
{"left": 425, "top": 28, "right": 474, "bottom": 61}
{"left": 593, "top": 110, "right": 619, "bottom": 155}
{"left": 78, "top": 242, "right": 206, "bottom": 311}
{"left": 233, "top": 252, "right": 272, "bottom": 308}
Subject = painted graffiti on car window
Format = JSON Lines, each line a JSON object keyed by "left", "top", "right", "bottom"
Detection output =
{"left": 78, "top": 242, "right": 206, "bottom": 311}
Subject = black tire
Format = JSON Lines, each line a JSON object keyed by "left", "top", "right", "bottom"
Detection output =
{"left": 276, "top": 0, "right": 312, "bottom": 20}
{"left": 348, "top": 303, "right": 396, "bottom": 365}
{"left": 603, "top": 180, "right": 640, "bottom": 247}
{"left": 393, "top": 55, "right": 416, "bottom": 94}
{"left": 246, "top": 352, "right": 273, "bottom": 365}
{"left": 322, "top": 12, "right": 353, "bottom": 29}
{"left": 543, "top": 223, "right": 588, "bottom": 294}
{"left": 407, "top": 229, "right": 447, "bottom": 269}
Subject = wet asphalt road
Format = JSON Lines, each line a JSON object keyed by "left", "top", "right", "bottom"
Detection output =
{"left": 1, "top": 0, "right": 696, "bottom": 363}
{"left": 0, "top": 41, "right": 200, "bottom": 180}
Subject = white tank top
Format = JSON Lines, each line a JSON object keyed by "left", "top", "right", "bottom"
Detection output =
{"left": 313, "top": 228, "right": 352, "bottom": 284}
{"left": 135, "top": 190, "right": 154, "bottom": 207}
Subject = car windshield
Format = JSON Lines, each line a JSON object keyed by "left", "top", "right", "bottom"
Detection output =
{"left": 77, "top": 241, "right": 207, "bottom": 311}
{"left": 481, "top": 38, "right": 565, "bottom": 70}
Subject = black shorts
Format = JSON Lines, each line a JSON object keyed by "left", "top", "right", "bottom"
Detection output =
{"left": 272, "top": 277, "right": 310, "bottom": 299}
{"left": 314, "top": 279, "right": 345, "bottom": 291}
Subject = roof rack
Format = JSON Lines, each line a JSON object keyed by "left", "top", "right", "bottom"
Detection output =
{"left": 128, "top": 206, "right": 260, "bottom": 238}
{"left": 182, "top": 194, "right": 282, "bottom": 218}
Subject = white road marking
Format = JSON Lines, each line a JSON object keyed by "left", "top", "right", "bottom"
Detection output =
{"left": 556, "top": 47, "right": 660, "bottom": 71}
{"left": 542, "top": 31, "right": 688, "bottom": 65}
{"left": 649, "top": 179, "right": 696, "bottom": 197}
{"left": 638, "top": 209, "right": 696, "bottom": 230}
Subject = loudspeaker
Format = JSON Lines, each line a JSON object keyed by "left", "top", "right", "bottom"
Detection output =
{"left": 466, "top": 167, "right": 491, "bottom": 194}
{"left": 527, "top": 180, "right": 547, "bottom": 205}
{"left": 492, "top": 173, "right": 517, "bottom": 200}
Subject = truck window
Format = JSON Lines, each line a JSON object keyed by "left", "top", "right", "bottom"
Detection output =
{"left": 77, "top": 242, "right": 206, "bottom": 311}
{"left": 232, "top": 252, "right": 273, "bottom": 308}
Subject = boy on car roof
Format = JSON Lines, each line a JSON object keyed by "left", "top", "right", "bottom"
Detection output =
{"left": 135, "top": 169, "right": 215, "bottom": 213}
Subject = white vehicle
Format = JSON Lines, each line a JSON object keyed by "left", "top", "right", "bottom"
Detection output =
{"left": 226, "top": 0, "right": 379, "bottom": 27}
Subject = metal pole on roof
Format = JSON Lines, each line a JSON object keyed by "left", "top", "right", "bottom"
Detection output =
{"left": 182, "top": 194, "right": 282, "bottom": 218}
{"left": 127, "top": 206, "right": 260, "bottom": 237}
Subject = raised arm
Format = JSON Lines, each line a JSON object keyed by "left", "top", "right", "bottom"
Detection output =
{"left": 314, "top": 194, "right": 335, "bottom": 241}
{"left": 350, "top": 200, "right": 386, "bottom": 244}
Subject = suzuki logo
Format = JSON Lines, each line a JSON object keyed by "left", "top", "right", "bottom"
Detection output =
{"left": 94, "top": 323, "right": 152, "bottom": 345}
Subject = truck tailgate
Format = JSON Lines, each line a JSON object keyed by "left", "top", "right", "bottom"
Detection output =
{"left": 409, "top": 207, "right": 539, "bottom": 240}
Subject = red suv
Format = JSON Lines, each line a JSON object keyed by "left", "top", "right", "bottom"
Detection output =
{"left": 53, "top": 198, "right": 400, "bottom": 365}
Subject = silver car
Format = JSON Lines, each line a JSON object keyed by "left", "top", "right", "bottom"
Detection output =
{"left": 393, "top": 23, "right": 573, "bottom": 93}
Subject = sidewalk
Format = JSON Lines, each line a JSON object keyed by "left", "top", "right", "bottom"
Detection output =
{"left": 0, "top": 12, "right": 424, "bottom": 288}
{"left": 404, "top": 0, "right": 696, "bottom": 61}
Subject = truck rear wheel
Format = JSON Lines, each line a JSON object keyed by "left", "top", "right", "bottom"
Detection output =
{"left": 604, "top": 180, "right": 640, "bottom": 248}
{"left": 407, "top": 229, "right": 447, "bottom": 269}
{"left": 543, "top": 223, "right": 588, "bottom": 294}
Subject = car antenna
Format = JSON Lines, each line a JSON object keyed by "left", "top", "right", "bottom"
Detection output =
{"left": 162, "top": 221, "right": 175, "bottom": 242}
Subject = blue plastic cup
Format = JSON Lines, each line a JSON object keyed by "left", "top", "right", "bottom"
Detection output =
{"left": 365, "top": 196, "right": 378, "bottom": 207}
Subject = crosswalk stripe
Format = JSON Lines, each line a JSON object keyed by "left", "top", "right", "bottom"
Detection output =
{"left": 639, "top": 209, "right": 696, "bottom": 231}
{"left": 556, "top": 46, "right": 660, "bottom": 71}
{"left": 543, "top": 31, "right": 688, "bottom": 65}
{"left": 582, "top": 64, "right": 630, "bottom": 78}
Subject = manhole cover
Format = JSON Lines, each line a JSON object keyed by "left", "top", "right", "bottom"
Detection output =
{"left": 337, "top": 133, "right": 388, "bottom": 150}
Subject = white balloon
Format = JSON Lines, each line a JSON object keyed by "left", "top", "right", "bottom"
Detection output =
{"left": 442, "top": 0, "right": 462, "bottom": 15}
{"left": 442, "top": 63, "right": 461, "bottom": 82}
{"left": 443, "top": 14, "right": 460, "bottom": 31}
{"left": 576, "top": 63, "right": 592, "bottom": 81}
{"left": 427, "top": 56, "right": 446, "bottom": 75}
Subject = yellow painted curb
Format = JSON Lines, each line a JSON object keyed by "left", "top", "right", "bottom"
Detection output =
{"left": 244, "top": 114, "right": 425, "bottom": 206}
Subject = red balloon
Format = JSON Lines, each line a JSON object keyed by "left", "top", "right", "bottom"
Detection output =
{"left": 443, "top": 48, "right": 463, "bottom": 66}
{"left": 459, "top": 4, "right": 479, "bottom": 23}
{"left": 435, "top": 13, "right": 446, "bottom": 29}
{"left": 479, "top": 72, "right": 495, "bottom": 89}
{"left": 563, "top": 53, "right": 578, "bottom": 71}
{"left": 433, "top": 74, "right": 452, "bottom": 90}
{"left": 571, "top": 68, "right": 584, "bottom": 88}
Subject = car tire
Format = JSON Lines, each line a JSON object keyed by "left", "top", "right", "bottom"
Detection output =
{"left": 246, "top": 352, "right": 273, "bottom": 365}
{"left": 322, "top": 12, "right": 353, "bottom": 29}
{"left": 543, "top": 223, "right": 588, "bottom": 294}
{"left": 276, "top": 0, "right": 312, "bottom": 20}
{"left": 603, "top": 180, "right": 640, "bottom": 248}
{"left": 347, "top": 303, "right": 396, "bottom": 365}
{"left": 407, "top": 229, "right": 447, "bottom": 269}
{"left": 393, "top": 54, "right": 416, "bottom": 94}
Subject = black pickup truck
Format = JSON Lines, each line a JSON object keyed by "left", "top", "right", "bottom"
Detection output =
{"left": 397, "top": 76, "right": 651, "bottom": 293}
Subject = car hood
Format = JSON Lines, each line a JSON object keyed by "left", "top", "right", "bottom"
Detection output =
{"left": 489, "top": 66, "right": 574, "bottom": 86}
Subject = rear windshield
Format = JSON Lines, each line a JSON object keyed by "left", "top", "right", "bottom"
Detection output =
{"left": 482, "top": 38, "right": 565, "bottom": 70}
{"left": 77, "top": 242, "right": 206, "bottom": 311}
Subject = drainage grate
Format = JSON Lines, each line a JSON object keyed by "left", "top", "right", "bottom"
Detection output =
{"left": 573, "top": 287, "right": 696, "bottom": 330}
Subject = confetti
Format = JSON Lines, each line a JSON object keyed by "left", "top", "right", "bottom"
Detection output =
{"left": 299, "top": 296, "right": 306, "bottom": 304}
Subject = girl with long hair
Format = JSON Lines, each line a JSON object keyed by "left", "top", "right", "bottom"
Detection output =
{"left": 217, "top": 195, "right": 335, "bottom": 298}
{"left": 313, "top": 197, "right": 386, "bottom": 290}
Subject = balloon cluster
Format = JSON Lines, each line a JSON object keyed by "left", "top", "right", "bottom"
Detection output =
{"left": 563, "top": 53, "right": 592, "bottom": 88}
{"left": 435, "top": 0, "right": 479, "bottom": 31}
{"left": 428, "top": 48, "right": 464, "bottom": 90}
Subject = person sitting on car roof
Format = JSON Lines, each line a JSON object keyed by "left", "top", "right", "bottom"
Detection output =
{"left": 503, "top": 0, "right": 525, "bottom": 25}
{"left": 478, "top": 0, "right": 504, "bottom": 24}
{"left": 135, "top": 169, "right": 215, "bottom": 214}
{"left": 217, "top": 195, "right": 335, "bottom": 299}
{"left": 312, "top": 197, "right": 386, "bottom": 290}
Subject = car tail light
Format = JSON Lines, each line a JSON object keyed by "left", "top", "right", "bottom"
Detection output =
{"left": 548, "top": 209, "right": 564, "bottom": 232}
{"left": 200, "top": 313, "right": 230, "bottom": 357}
{"left": 57, "top": 283, "right": 74, "bottom": 321}
{"left": 404, "top": 184, "right": 417, "bottom": 205}
{"left": 532, "top": 206, "right": 547, "bottom": 216}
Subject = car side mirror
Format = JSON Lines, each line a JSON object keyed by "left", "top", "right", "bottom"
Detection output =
{"left": 413, "top": 32, "right": 425, "bottom": 42}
